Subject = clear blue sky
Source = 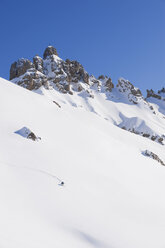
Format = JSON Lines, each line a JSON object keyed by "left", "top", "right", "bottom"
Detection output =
{"left": 0, "top": 0, "right": 164, "bottom": 94}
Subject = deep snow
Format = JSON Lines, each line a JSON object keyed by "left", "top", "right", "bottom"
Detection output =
{"left": 1, "top": 77, "right": 165, "bottom": 248}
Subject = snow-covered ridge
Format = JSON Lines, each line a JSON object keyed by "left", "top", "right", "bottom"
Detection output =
{"left": 9, "top": 46, "right": 165, "bottom": 144}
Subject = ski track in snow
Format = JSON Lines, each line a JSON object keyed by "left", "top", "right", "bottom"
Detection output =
{"left": 0, "top": 160, "right": 63, "bottom": 184}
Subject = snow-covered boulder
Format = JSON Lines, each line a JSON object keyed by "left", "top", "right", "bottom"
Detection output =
{"left": 15, "top": 127, "right": 41, "bottom": 141}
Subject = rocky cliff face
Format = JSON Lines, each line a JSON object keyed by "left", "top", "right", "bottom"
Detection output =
{"left": 10, "top": 58, "right": 34, "bottom": 80}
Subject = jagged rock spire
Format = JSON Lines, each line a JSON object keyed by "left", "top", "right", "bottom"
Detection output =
{"left": 43, "top": 46, "right": 58, "bottom": 59}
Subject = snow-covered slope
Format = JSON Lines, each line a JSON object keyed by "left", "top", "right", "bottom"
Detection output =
{"left": 1, "top": 76, "right": 165, "bottom": 248}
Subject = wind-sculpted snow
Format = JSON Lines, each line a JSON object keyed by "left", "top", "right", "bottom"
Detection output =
{"left": 118, "top": 114, "right": 164, "bottom": 144}
{"left": 1, "top": 77, "right": 165, "bottom": 248}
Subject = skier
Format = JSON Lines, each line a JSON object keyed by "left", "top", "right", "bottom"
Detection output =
{"left": 60, "top": 181, "right": 64, "bottom": 186}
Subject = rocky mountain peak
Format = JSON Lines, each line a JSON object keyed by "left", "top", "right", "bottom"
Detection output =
{"left": 43, "top": 46, "right": 58, "bottom": 59}
{"left": 9, "top": 46, "right": 91, "bottom": 94}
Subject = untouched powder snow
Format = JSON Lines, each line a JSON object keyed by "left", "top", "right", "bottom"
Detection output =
{"left": 1, "top": 77, "right": 165, "bottom": 248}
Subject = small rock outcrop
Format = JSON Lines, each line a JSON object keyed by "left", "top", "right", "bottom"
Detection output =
{"left": 98, "top": 75, "right": 105, "bottom": 80}
{"left": 158, "top": 87, "right": 165, "bottom": 94}
{"left": 146, "top": 88, "right": 165, "bottom": 102}
{"left": 143, "top": 150, "right": 165, "bottom": 166}
{"left": 146, "top": 89, "right": 161, "bottom": 100}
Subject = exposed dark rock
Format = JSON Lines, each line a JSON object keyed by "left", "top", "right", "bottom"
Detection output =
{"left": 116, "top": 78, "right": 143, "bottom": 104}
{"left": 53, "top": 101, "right": 61, "bottom": 108}
{"left": 64, "top": 83, "right": 71, "bottom": 92}
{"left": 55, "top": 82, "right": 67, "bottom": 94}
{"left": 15, "top": 68, "right": 47, "bottom": 90}
{"left": 62, "top": 60, "right": 89, "bottom": 84}
{"left": 121, "top": 126, "right": 126, "bottom": 130}
{"left": 146, "top": 89, "right": 161, "bottom": 100}
{"left": 43, "top": 46, "right": 58, "bottom": 59}
{"left": 10, "top": 58, "right": 34, "bottom": 80}
{"left": 53, "top": 77, "right": 62, "bottom": 84}
{"left": 158, "top": 137, "right": 163, "bottom": 144}
{"left": 117, "top": 78, "right": 142, "bottom": 97}
{"left": 105, "top": 77, "right": 114, "bottom": 92}
{"left": 92, "top": 79, "right": 100, "bottom": 85}
{"left": 89, "top": 76, "right": 101, "bottom": 91}
{"left": 142, "top": 133, "right": 150, "bottom": 138}
{"left": 151, "top": 135, "right": 157, "bottom": 141}
{"left": 77, "top": 84, "right": 84, "bottom": 92}
{"left": 83, "top": 72, "right": 89, "bottom": 84}
{"left": 158, "top": 87, "right": 165, "bottom": 94}
{"left": 33, "top": 55, "right": 43, "bottom": 72}
{"left": 119, "top": 124, "right": 164, "bottom": 145}
{"left": 143, "top": 150, "right": 165, "bottom": 166}
{"left": 27, "top": 132, "right": 37, "bottom": 141}
{"left": 98, "top": 75, "right": 105, "bottom": 80}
